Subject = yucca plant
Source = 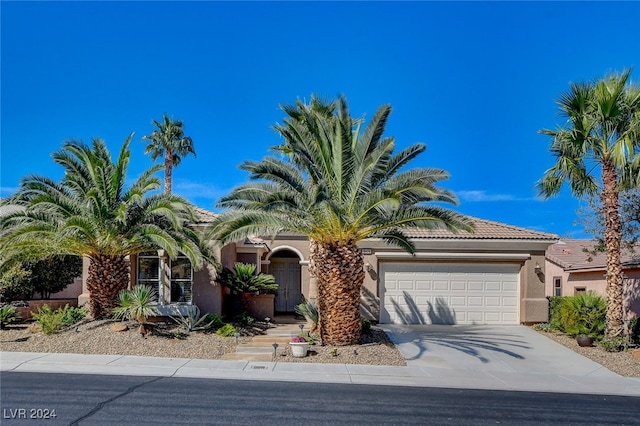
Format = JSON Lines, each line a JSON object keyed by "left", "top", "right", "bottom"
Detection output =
{"left": 295, "top": 299, "right": 318, "bottom": 333}
{"left": 112, "top": 285, "right": 159, "bottom": 334}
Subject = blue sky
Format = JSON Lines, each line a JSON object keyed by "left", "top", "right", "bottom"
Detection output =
{"left": 1, "top": 1, "right": 638, "bottom": 238}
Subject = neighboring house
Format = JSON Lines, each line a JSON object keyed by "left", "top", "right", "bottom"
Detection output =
{"left": 545, "top": 239, "right": 640, "bottom": 318}
{"left": 78, "top": 208, "right": 559, "bottom": 325}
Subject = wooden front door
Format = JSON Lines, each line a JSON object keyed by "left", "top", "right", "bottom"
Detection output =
{"left": 271, "top": 258, "right": 302, "bottom": 313}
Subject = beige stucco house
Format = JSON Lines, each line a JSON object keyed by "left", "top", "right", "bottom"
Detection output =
{"left": 545, "top": 239, "right": 640, "bottom": 318}
{"left": 77, "top": 208, "right": 558, "bottom": 325}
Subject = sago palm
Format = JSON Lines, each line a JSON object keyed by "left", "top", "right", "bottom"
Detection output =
{"left": 212, "top": 95, "right": 472, "bottom": 345}
{"left": 142, "top": 114, "right": 196, "bottom": 194}
{"left": 0, "top": 135, "right": 214, "bottom": 318}
{"left": 537, "top": 69, "right": 640, "bottom": 338}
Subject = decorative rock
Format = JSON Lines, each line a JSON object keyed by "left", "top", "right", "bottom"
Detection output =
{"left": 28, "top": 323, "right": 42, "bottom": 334}
{"left": 110, "top": 323, "right": 128, "bottom": 332}
{"left": 631, "top": 349, "right": 640, "bottom": 360}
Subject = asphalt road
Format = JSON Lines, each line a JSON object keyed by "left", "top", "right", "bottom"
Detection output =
{"left": 1, "top": 372, "right": 639, "bottom": 425}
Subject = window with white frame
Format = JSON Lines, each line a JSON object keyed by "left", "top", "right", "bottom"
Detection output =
{"left": 137, "top": 253, "right": 193, "bottom": 304}
{"left": 137, "top": 253, "right": 160, "bottom": 303}
{"left": 170, "top": 256, "right": 193, "bottom": 304}
{"left": 553, "top": 277, "right": 562, "bottom": 297}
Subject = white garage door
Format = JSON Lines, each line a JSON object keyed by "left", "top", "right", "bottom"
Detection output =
{"left": 380, "top": 263, "right": 520, "bottom": 325}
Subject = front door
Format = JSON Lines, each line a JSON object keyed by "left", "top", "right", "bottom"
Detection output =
{"left": 271, "top": 258, "right": 302, "bottom": 313}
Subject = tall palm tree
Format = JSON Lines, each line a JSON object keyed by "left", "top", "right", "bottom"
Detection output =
{"left": 537, "top": 69, "right": 640, "bottom": 338}
{"left": 142, "top": 114, "right": 196, "bottom": 194}
{"left": 212, "top": 95, "right": 473, "bottom": 345}
{"left": 0, "top": 135, "right": 214, "bottom": 318}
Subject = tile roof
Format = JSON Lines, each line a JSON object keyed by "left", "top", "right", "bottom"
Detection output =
{"left": 402, "top": 217, "right": 558, "bottom": 241}
{"left": 546, "top": 239, "right": 640, "bottom": 271}
{"left": 192, "top": 207, "right": 218, "bottom": 224}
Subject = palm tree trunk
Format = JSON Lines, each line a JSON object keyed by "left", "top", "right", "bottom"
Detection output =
{"left": 314, "top": 240, "right": 364, "bottom": 345}
{"left": 602, "top": 160, "right": 625, "bottom": 338}
{"left": 164, "top": 150, "right": 173, "bottom": 194}
{"left": 86, "top": 255, "right": 130, "bottom": 319}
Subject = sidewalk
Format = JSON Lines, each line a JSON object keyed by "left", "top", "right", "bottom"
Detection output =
{"left": 2, "top": 350, "right": 640, "bottom": 397}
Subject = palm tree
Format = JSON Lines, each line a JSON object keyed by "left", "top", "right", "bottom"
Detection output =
{"left": 142, "top": 114, "right": 196, "bottom": 194}
{"left": 0, "top": 135, "right": 215, "bottom": 318}
{"left": 537, "top": 69, "right": 640, "bottom": 339}
{"left": 212, "top": 95, "right": 473, "bottom": 345}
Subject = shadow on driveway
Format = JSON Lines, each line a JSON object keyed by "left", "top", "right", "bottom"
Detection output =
{"left": 381, "top": 325, "right": 531, "bottom": 367}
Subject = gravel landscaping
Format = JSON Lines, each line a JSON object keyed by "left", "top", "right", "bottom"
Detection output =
{"left": 2, "top": 319, "right": 639, "bottom": 375}
{"left": 532, "top": 328, "right": 640, "bottom": 378}
{"left": 0, "top": 319, "right": 407, "bottom": 366}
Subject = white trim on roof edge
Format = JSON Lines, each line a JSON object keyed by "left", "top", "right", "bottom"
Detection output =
{"left": 374, "top": 252, "right": 531, "bottom": 261}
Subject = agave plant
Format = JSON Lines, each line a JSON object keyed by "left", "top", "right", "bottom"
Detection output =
{"left": 170, "top": 305, "right": 217, "bottom": 333}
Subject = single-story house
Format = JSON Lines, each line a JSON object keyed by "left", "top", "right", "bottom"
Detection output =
{"left": 545, "top": 239, "right": 640, "bottom": 317}
{"left": 76, "top": 209, "right": 558, "bottom": 325}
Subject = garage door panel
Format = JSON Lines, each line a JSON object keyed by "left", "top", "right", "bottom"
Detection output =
{"left": 450, "top": 296, "right": 466, "bottom": 306}
{"left": 468, "top": 296, "right": 483, "bottom": 306}
{"left": 503, "top": 281, "right": 517, "bottom": 291}
{"left": 398, "top": 280, "right": 413, "bottom": 290}
{"left": 381, "top": 263, "right": 519, "bottom": 325}
{"left": 468, "top": 281, "right": 483, "bottom": 291}
{"left": 415, "top": 280, "right": 432, "bottom": 290}
{"left": 451, "top": 281, "right": 466, "bottom": 290}
{"left": 433, "top": 280, "right": 449, "bottom": 290}
{"left": 485, "top": 281, "right": 501, "bottom": 291}
{"left": 503, "top": 297, "right": 518, "bottom": 307}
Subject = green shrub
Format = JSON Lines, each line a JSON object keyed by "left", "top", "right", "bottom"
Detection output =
{"left": 0, "top": 263, "right": 34, "bottom": 302}
{"left": 203, "top": 313, "right": 225, "bottom": 329}
{"left": 600, "top": 337, "right": 629, "bottom": 352}
{"left": 216, "top": 323, "right": 238, "bottom": 337}
{"left": 32, "top": 306, "right": 63, "bottom": 335}
{"left": 361, "top": 317, "right": 372, "bottom": 335}
{"left": 547, "top": 296, "right": 566, "bottom": 331}
{"left": 59, "top": 304, "right": 88, "bottom": 325}
{"left": 551, "top": 293, "right": 606, "bottom": 338}
{"left": 31, "top": 304, "right": 87, "bottom": 335}
{"left": 0, "top": 305, "right": 22, "bottom": 328}
{"left": 533, "top": 322, "right": 552, "bottom": 332}
{"left": 234, "top": 311, "right": 255, "bottom": 326}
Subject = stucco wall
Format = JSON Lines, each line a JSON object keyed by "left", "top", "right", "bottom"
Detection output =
{"left": 520, "top": 253, "right": 549, "bottom": 323}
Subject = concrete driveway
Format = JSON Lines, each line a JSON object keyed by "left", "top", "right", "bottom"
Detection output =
{"left": 380, "top": 324, "right": 619, "bottom": 377}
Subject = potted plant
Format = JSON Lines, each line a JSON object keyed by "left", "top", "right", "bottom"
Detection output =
{"left": 563, "top": 293, "right": 606, "bottom": 347}
{"left": 216, "top": 263, "right": 278, "bottom": 318}
{"left": 289, "top": 335, "right": 309, "bottom": 357}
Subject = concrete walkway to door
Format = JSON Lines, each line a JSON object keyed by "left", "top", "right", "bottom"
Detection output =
{"left": 380, "top": 324, "right": 640, "bottom": 395}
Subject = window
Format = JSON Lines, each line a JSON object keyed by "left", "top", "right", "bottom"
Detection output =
{"left": 170, "top": 256, "right": 193, "bottom": 304}
{"left": 137, "top": 253, "right": 160, "bottom": 303}
{"left": 137, "top": 253, "right": 193, "bottom": 305}
{"left": 574, "top": 287, "right": 586, "bottom": 295}
{"left": 553, "top": 277, "right": 562, "bottom": 297}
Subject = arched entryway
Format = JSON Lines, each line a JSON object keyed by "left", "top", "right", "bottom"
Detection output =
{"left": 268, "top": 248, "right": 302, "bottom": 313}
